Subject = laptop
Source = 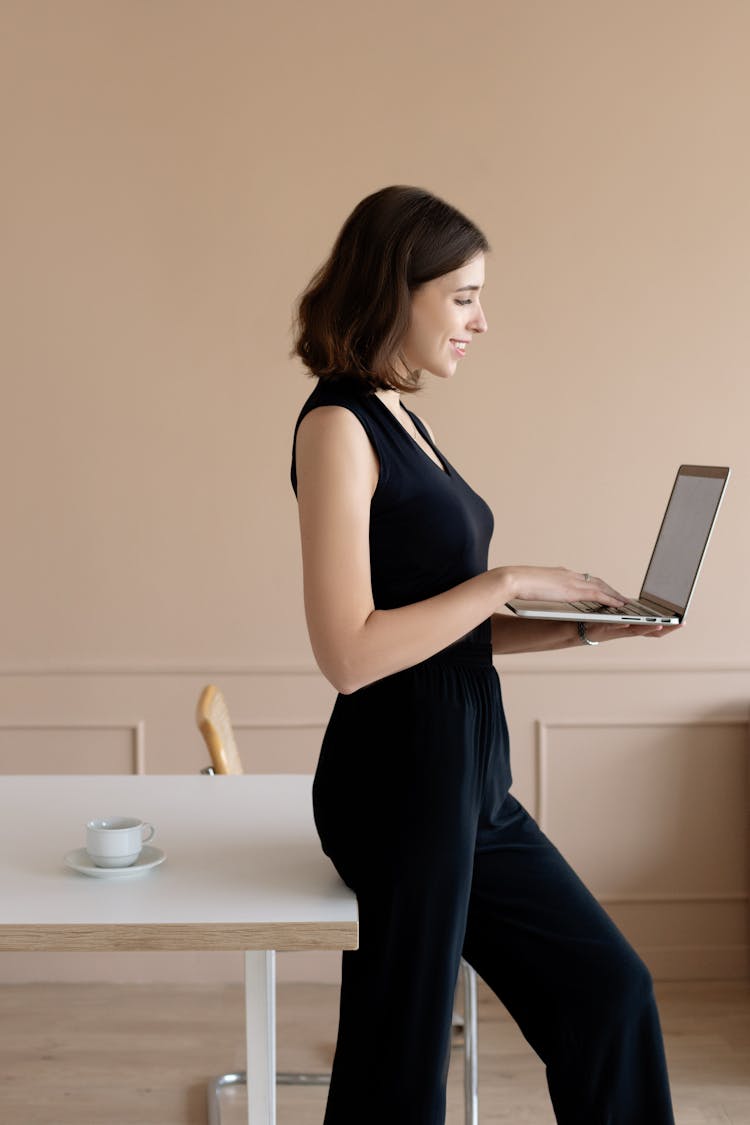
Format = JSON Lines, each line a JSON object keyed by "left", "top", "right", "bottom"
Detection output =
{"left": 506, "top": 464, "right": 730, "bottom": 625}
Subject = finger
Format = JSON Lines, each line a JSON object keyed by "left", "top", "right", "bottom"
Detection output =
{"left": 592, "top": 577, "right": 628, "bottom": 601}
{"left": 581, "top": 574, "right": 619, "bottom": 594}
{"left": 579, "top": 575, "right": 626, "bottom": 605}
{"left": 645, "top": 624, "right": 683, "bottom": 638}
{"left": 629, "top": 630, "right": 683, "bottom": 639}
{"left": 588, "top": 623, "right": 668, "bottom": 643}
{"left": 585, "top": 623, "right": 632, "bottom": 642}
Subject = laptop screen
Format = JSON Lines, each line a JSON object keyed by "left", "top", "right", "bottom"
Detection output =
{"left": 641, "top": 466, "right": 729, "bottom": 612}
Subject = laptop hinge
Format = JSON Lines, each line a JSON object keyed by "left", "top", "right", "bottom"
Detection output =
{"left": 639, "top": 595, "right": 680, "bottom": 616}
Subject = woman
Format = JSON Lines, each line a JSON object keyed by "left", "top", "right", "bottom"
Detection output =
{"left": 291, "top": 185, "right": 675, "bottom": 1125}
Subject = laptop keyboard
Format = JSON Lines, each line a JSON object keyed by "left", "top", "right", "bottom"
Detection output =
{"left": 570, "top": 600, "right": 658, "bottom": 617}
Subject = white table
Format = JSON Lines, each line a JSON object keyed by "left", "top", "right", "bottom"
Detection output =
{"left": 0, "top": 775, "right": 358, "bottom": 1124}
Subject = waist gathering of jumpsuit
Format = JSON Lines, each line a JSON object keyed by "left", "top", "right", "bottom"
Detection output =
{"left": 291, "top": 376, "right": 675, "bottom": 1125}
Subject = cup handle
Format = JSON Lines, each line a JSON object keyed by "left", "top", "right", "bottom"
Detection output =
{"left": 141, "top": 823, "right": 155, "bottom": 844}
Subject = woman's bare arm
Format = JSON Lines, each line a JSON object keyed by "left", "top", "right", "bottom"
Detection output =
{"left": 492, "top": 614, "right": 581, "bottom": 653}
{"left": 295, "top": 407, "right": 512, "bottom": 693}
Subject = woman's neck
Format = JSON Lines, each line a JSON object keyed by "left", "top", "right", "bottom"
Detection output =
{"left": 375, "top": 387, "right": 401, "bottom": 415}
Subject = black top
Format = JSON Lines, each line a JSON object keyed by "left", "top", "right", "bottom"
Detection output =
{"left": 291, "top": 377, "right": 495, "bottom": 643}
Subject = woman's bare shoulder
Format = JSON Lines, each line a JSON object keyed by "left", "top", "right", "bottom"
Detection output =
{"left": 296, "top": 404, "right": 379, "bottom": 493}
{"left": 297, "top": 402, "right": 364, "bottom": 438}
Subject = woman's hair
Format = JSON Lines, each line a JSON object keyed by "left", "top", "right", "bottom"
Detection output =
{"left": 292, "top": 185, "right": 489, "bottom": 393}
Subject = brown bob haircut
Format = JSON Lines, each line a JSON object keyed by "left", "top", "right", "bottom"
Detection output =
{"left": 293, "top": 185, "right": 489, "bottom": 394}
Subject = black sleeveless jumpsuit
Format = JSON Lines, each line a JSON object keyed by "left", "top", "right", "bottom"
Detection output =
{"left": 291, "top": 376, "right": 674, "bottom": 1125}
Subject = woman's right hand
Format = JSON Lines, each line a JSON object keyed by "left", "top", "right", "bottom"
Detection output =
{"left": 497, "top": 566, "right": 626, "bottom": 608}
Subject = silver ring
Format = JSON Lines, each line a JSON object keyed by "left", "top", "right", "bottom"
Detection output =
{"left": 584, "top": 573, "right": 591, "bottom": 582}
{"left": 578, "top": 620, "right": 599, "bottom": 646}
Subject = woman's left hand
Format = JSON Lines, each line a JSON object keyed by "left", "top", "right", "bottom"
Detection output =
{"left": 584, "top": 622, "right": 683, "bottom": 644}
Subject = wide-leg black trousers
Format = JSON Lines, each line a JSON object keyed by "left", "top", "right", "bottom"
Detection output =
{"left": 313, "top": 642, "right": 675, "bottom": 1125}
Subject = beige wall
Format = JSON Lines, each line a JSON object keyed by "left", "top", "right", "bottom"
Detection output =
{"left": 1, "top": 1, "right": 747, "bottom": 983}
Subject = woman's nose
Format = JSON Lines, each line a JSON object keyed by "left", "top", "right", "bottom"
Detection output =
{"left": 469, "top": 303, "right": 488, "bottom": 334}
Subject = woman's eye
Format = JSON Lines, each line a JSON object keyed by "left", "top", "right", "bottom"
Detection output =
{"left": 455, "top": 299, "right": 473, "bottom": 306}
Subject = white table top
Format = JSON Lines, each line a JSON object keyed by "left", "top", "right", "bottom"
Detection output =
{"left": 0, "top": 775, "right": 358, "bottom": 953}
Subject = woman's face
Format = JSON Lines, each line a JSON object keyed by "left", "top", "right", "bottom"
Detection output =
{"left": 399, "top": 253, "right": 487, "bottom": 380}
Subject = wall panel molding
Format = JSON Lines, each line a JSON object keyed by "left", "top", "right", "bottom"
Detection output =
{"left": 2, "top": 661, "right": 750, "bottom": 678}
{"left": 235, "top": 719, "right": 326, "bottom": 732}
{"left": 0, "top": 721, "right": 146, "bottom": 774}
{"left": 533, "top": 715, "right": 749, "bottom": 985}
{"left": 535, "top": 717, "right": 748, "bottom": 830}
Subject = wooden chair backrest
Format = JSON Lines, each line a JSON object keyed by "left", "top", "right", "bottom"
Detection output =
{"left": 196, "top": 684, "right": 244, "bottom": 775}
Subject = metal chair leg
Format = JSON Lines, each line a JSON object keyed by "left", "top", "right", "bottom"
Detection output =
{"left": 461, "top": 958, "right": 479, "bottom": 1125}
{"left": 207, "top": 1069, "right": 331, "bottom": 1124}
{"left": 207, "top": 1073, "right": 244, "bottom": 1125}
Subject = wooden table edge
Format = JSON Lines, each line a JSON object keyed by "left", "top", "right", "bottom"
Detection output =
{"left": 0, "top": 921, "right": 359, "bottom": 952}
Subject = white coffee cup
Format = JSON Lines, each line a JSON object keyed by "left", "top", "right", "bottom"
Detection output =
{"left": 85, "top": 817, "right": 156, "bottom": 868}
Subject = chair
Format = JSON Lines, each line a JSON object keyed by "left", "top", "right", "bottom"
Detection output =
{"left": 197, "top": 684, "right": 479, "bottom": 1125}
{"left": 197, "top": 683, "right": 245, "bottom": 776}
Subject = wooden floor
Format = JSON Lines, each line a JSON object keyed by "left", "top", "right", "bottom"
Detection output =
{"left": 1, "top": 979, "right": 748, "bottom": 1123}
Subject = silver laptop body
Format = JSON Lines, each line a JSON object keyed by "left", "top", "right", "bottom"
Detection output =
{"left": 506, "top": 464, "right": 730, "bottom": 625}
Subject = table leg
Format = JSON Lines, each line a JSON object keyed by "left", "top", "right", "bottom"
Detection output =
{"left": 245, "top": 950, "right": 277, "bottom": 1125}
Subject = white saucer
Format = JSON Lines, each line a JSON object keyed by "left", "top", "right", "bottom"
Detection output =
{"left": 64, "top": 845, "right": 166, "bottom": 879}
